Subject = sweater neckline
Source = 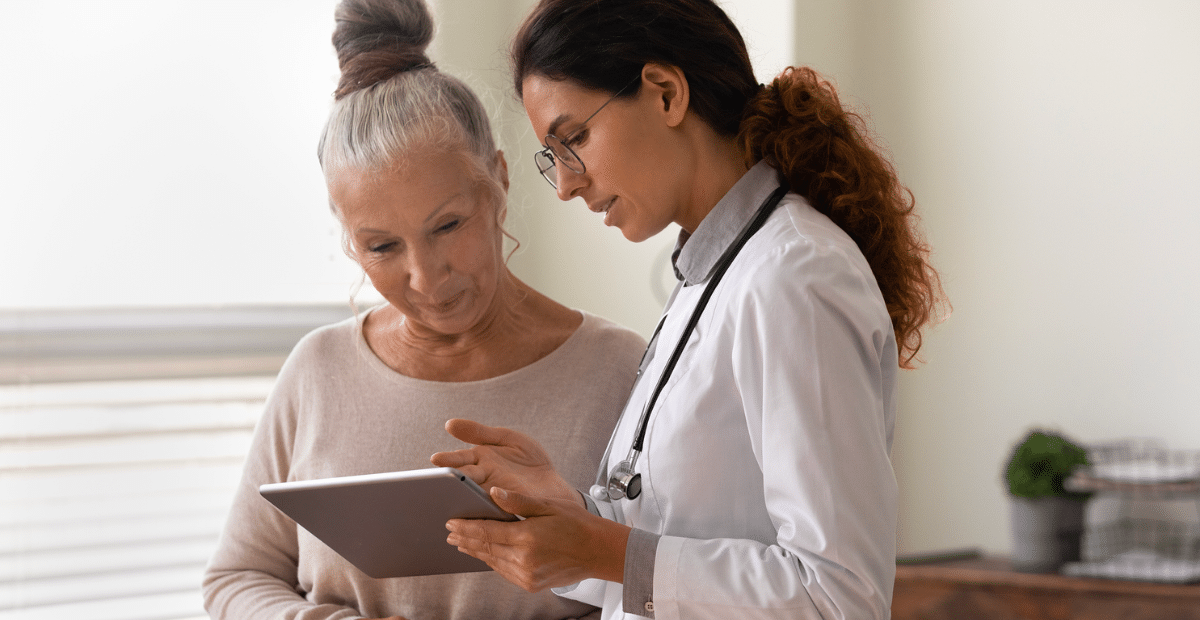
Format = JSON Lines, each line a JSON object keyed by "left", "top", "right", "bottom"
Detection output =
{"left": 351, "top": 304, "right": 591, "bottom": 388}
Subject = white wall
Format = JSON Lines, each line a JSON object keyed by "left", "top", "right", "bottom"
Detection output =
{"left": 0, "top": 1, "right": 360, "bottom": 310}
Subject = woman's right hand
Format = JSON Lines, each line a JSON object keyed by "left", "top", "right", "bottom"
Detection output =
{"left": 431, "top": 419, "right": 583, "bottom": 507}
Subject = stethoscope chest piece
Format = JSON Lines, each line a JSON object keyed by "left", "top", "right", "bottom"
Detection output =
{"left": 607, "top": 459, "right": 641, "bottom": 500}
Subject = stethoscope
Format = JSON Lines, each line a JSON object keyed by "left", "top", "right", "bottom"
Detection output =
{"left": 590, "top": 182, "right": 790, "bottom": 502}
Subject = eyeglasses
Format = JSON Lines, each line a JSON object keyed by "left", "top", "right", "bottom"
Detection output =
{"left": 533, "top": 77, "right": 639, "bottom": 189}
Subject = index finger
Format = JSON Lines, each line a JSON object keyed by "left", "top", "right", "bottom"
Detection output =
{"left": 444, "top": 418, "right": 525, "bottom": 448}
{"left": 429, "top": 448, "right": 475, "bottom": 469}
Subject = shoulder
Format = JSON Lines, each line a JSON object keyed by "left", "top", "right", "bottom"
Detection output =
{"left": 570, "top": 312, "right": 648, "bottom": 361}
{"left": 290, "top": 313, "right": 359, "bottom": 355}
{"left": 276, "top": 312, "right": 362, "bottom": 378}
{"left": 727, "top": 193, "right": 889, "bottom": 324}
{"left": 743, "top": 194, "right": 878, "bottom": 286}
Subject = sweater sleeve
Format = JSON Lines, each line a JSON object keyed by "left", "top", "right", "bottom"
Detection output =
{"left": 201, "top": 355, "right": 364, "bottom": 620}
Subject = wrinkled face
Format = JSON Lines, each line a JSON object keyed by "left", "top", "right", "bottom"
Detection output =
{"left": 329, "top": 150, "right": 505, "bottom": 338}
{"left": 522, "top": 75, "right": 683, "bottom": 242}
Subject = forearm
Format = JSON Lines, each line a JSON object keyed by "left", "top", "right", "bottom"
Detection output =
{"left": 203, "top": 569, "right": 363, "bottom": 620}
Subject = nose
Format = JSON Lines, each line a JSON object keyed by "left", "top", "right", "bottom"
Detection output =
{"left": 407, "top": 245, "right": 449, "bottom": 296}
{"left": 555, "top": 163, "right": 587, "bottom": 201}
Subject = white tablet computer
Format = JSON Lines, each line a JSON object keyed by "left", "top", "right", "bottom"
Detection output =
{"left": 259, "top": 467, "right": 517, "bottom": 578}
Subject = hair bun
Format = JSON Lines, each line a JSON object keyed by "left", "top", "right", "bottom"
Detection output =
{"left": 332, "top": 0, "right": 436, "bottom": 99}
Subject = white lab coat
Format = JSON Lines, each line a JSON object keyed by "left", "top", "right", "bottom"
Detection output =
{"left": 557, "top": 162, "right": 898, "bottom": 620}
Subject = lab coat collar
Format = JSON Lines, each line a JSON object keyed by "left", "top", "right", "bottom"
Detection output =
{"left": 672, "top": 160, "right": 783, "bottom": 285}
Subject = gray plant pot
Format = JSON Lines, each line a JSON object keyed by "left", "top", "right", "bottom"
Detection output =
{"left": 1009, "top": 495, "right": 1087, "bottom": 573}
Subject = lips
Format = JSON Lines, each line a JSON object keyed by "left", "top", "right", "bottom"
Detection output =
{"left": 589, "top": 197, "right": 616, "bottom": 215}
{"left": 427, "top": 290, "right": 466, "bottom": 313}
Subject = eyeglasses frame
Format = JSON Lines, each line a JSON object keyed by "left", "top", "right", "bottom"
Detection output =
{"left": 533, "top": 76, "right": 641, "bottom": 189}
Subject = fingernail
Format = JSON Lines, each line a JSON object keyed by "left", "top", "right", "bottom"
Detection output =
{"left": 493, "top": 488, "right": 508, "bottom": 500}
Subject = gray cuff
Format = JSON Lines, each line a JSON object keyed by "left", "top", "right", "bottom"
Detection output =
{"left": 582, "top": 490, "right": 601, "bottom": 516}
{"left": 621, "top": 528, "right": 659, "bottom": 618}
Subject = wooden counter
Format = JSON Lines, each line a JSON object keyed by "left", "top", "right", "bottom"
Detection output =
{"left": 892, "top": 556, "right": 1200, "bottom": 620}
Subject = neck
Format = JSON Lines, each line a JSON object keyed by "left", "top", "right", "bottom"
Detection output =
{"left": 675, "top": 127, "right": 749, "bottom": 234}
{"left": 371, "top": 271, "right": 539, "bottom": 381}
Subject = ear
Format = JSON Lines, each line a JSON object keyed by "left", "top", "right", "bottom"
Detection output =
{"left": 495, "top": 149, "right": 510, "bottom": 193}
{"left": 640, "top": 63, "right": 689, "bottom": 128}
{"left": 494, "top": 149, "right": 510, "bottom": 224}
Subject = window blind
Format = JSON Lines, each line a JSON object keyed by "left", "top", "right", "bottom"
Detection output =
{"left": 0, "top": 305, "right": 351, "bottom": 620}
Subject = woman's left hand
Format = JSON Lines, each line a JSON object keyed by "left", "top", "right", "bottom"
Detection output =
{"left": 446, "top": 486, "right": 630, "bottom": 592}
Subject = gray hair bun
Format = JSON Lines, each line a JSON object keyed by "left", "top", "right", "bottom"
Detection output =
{"left": 333, "top": 0, "right": 435, "bottom": 100}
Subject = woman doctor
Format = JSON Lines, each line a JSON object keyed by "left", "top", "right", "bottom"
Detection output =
{"left": 431, "top": 0, "right": 943, "bottom": 618}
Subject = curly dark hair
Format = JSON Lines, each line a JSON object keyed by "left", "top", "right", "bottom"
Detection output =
{"left": 740, "top": 67, "right": 942, "bottom": 367}
{"left": 513, "top": 0, "right": 944, "bottom": 367}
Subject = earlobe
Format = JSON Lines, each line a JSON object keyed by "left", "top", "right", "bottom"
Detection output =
{"left": 641, "top": 63, "right": 689, "bottom": 127}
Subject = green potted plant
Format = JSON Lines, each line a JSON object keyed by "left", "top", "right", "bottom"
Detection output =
{"left": 1003, "top": 429, "right": 1092, "bottom": 572}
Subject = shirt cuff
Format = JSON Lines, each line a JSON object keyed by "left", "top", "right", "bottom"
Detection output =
{"left": 582, "top": 490, "right": 600, "bottom": 516}
{"left": 622, "top": 527, "right": 659, "bottom": 618}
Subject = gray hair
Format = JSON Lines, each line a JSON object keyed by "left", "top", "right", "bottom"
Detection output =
{"left": 318, "top": 69, "right": 503, "bottom": 189}
{"left": 318, "top": 0, "right": 507, "bottom": 214}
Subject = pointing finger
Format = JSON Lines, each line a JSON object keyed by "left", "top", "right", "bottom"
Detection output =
{"left": 429, "top": 449, "right": 476, "bottom": 469}
{"left": 444, "top": 418, "right": 527, "bottom": 448}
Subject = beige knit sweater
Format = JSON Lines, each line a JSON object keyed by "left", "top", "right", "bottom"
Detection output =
{"left": 203, "top": 310, "right": 645, "bottom": 620}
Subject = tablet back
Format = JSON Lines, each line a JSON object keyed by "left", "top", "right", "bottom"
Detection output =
{"left": 260, "top": 467, "right": 516, "bottom": 578}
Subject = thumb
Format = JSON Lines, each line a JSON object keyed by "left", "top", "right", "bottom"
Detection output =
{"left": 491, "top": 486, "right": 556, "bottom": 518}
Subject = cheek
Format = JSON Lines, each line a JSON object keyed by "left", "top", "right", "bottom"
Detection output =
{"left": 590, "top": 126, "right": 663, "bottom": 194}
{"left": 358, "top": 256, "right": 400, "bottom": 293}
{"left": 451, "top": 222, "right": 505, "bottom": 283}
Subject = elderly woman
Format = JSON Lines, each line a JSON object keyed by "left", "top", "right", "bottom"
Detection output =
{"left": 201, "top": 1, "right": 645, "bottom": 619}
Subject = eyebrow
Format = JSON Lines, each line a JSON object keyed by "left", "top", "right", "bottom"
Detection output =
{"left": 353, "top": 192, "right": 467, "bottom": 235}
{"left": 545, "top": 114, "right": 572, "bottom": 140}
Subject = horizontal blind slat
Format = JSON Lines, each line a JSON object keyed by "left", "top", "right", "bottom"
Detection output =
{"left": 0, "top": 564, "right": 208, "bottom": 611}
{"left": 0, "top": 538, "right": 218, "bottom": 581}
{"left": 0, "top": 400, "right": 262, "bottom": 441}
{"left": 0, "top": 430, "right": 254, "bottom": 470}
{"left": 0, "top": 489, "right": 237, "bottom": 528}
{"left": 0, "top": 462, "right": 244, "bottom": 501}
{"left": 0, "top": 510, "right": 227, "bottom": 555}
{"left": 0, "top": 591, "right": 207, "bottom": 620}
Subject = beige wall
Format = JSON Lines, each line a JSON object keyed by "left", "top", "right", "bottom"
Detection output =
{"left": 794, "top": 1, "right": 1200, "bottom": 554}
{"left": 433, "top": 0, "right": 1200, "bottom": 557}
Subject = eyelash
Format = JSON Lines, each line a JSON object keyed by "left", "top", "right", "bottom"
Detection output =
{"left": 564, "top": 128, "right": 587, "bottom": 148}
{"left": 365, "top": 220, "right": 460, "bottom": 254}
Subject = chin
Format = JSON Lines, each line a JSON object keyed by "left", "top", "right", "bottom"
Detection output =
{"left": 617, "top": 222, "right": 663, "bottom": 244}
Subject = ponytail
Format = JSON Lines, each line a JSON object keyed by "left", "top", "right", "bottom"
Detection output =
{"left": 739, "top": 67, "right": 944, "bottom": 368}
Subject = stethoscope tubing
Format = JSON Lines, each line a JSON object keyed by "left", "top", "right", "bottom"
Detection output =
{"left": 592, "top": 181, "right": 790, "bottom": 502}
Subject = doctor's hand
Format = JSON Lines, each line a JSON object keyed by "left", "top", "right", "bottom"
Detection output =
{"left": 431, "top": 419, "right": 582, "bottom": 507}
{"left": 446, "top": 486, "right": 629, "bottom": 592}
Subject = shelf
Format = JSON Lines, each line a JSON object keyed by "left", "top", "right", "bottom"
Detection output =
{"left": 1065, "top": 471, "right": 1200, "bottom": 498}
{"left": 893, "top": 556, "right": 1200, "bottom": 620}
